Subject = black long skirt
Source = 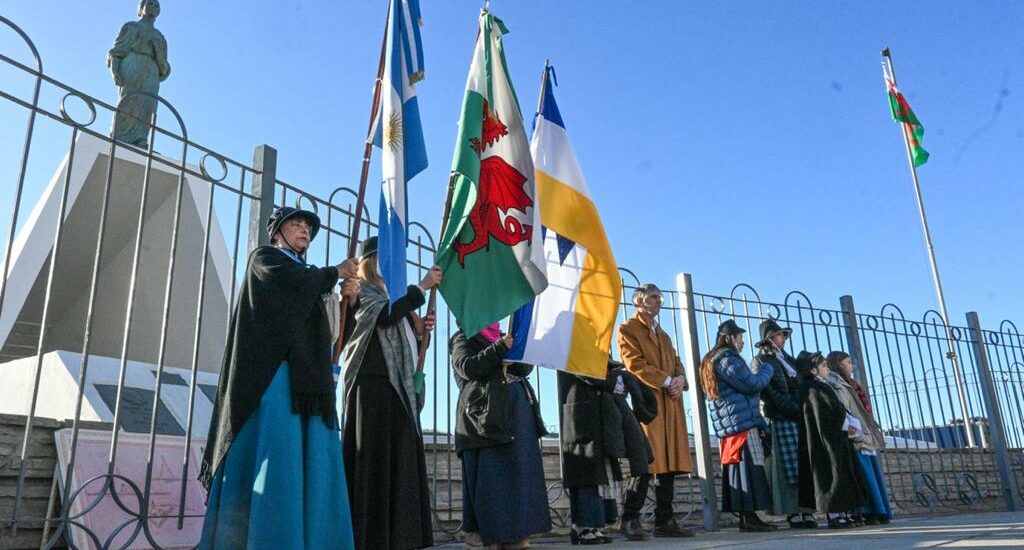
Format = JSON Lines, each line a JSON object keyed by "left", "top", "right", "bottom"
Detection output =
{"left": 343, "top": 373, "right": 433, "bottom": 550}
{"left": 721, "top": 442, "right": 773, "bottom": 513}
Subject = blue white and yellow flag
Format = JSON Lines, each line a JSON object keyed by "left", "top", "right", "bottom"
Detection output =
{"left": 507, "top": 68, "right": 622, "bottom": 378}
{"left": 374, "top": 0, "right": 427, "bottom": 303}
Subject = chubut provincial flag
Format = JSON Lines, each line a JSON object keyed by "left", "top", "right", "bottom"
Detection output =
{"left": 373, "top": 0, "right": 427, "bottom": 304}
{"left": 436, "top": 11, "right": 547, "bottom": 337}
{"left": 506, "top": 68, "right": 622, "bottom": 378}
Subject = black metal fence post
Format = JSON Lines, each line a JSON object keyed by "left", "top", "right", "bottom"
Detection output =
{"left": 840, "top": 295, "right": 872, "bottom": 398}
{"left": 966, "top": 311, "right": 1019, "bottom": 511}
{"left": 249, "top": 145, "right": 277, "bottom": 250}
{"left": 676, "top": 273, "right": 718, "bottom": 531}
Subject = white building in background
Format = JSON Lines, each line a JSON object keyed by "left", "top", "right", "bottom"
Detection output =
{"left": 0, "top": 132, "right": 234, "bottom": 435}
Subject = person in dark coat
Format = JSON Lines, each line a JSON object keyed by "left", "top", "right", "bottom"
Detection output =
{"left": 342, "top": 236, "right": 442, "bottom": 550}
{"left": 558, "top": 360, "right": 657, "bottom": 544}
{"left": 795, "top": 351, "right": 869, "bottom": 529}
{"left": 451, "top": 325, "right": 551, "bottom": 549}
{"left": 749, "top": 320, "right": 816, "bottom": 528}
{"left": 824, "top": 351, "right": 892, "bottom": 525}
{"left": 199, "top": 206, "right": 357, "bottom": 549}
{"left": 700, "top": 319, "right": 776, "bottom": 533}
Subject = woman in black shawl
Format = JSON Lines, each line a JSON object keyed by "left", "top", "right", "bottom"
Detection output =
{"left": 795, "top": 351, "right": 869, "bottom": 529}
{"left": 342, "top": 236, "right": 442, "bottom": 550}
{"left": 199, "top": 206, "right": 358, "bottom": 549}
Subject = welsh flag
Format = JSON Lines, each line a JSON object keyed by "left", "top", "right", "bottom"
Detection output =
{"left": 436, "top": 11, "right": 547, "bottom": 337}
{"left": 886, "top": 77, "right": 929, "bottom": 167}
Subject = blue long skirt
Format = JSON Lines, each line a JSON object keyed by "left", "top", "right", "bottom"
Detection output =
{"left": 461, "top": 380, "right": 551, "bottom": 545}
{"left": 199, "top": 362, "right": 355, "bottom": 549}
{"left": 857, "top": 453, "right": 893, "bottom": 519}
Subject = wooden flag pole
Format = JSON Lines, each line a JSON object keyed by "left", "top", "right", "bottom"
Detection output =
{"left": 414, "top": 173, "right": 457, "bottom": 377}
{"left": 333, "top": 2, "right": 392, "bottom": 365}
{"left": 882, "top": 47, "right": 975, "bottom": 447}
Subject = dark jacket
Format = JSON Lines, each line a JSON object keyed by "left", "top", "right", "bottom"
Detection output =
{"left": 201, "top": 246, "right": 338, "bottom": 490}
{"left": 558, "top": 371, "right": 620, "bottom": 488}
{"left": 707, "top": 348, "right": 773, "bottom": 438}
{"left": 450, "top": 331, "right": 546, "bottom": 455}
{"left": 797, "top": 377, "right": 869, "bottom": 513}
{"left": 610, "top": 365, "right": 658, "bottom": 478}
{"left": 558, "top": 366, "right": 657, "bottom": 487}
{"left": 751, "top": 350, "right": 801, "bottom": 421}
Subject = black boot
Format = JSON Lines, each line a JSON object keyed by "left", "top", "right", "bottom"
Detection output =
{"left": 739, "top": 512, "right": 772, "bottom": 532}
{"left": 653, "top": 517, "right": 695, "bottom": 538}
{"left": 619, "top": 518, "right": 649, "bottom": 541}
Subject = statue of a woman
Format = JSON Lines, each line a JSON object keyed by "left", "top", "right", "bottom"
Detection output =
{"left": 107, "top": 0, "right": 171, "bottom": 148}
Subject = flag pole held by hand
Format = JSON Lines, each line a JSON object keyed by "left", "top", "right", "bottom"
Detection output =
{"left": 332, "top": 2, "right": 391, "bottom": 366}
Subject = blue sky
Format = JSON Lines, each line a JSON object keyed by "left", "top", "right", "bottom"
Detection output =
{"left": 1, "top": 0, "right": 1021, "bottom": 328}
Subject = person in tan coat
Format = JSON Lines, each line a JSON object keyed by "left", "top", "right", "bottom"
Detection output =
{"left": 617, "top": 283, "right": 694, "bottom": 539}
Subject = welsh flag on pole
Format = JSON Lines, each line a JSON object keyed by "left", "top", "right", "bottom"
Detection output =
{"left": 436, "top": 11, "right": 547, "bottom": 337}
{"left": 886, "top": 77, "right": 929, "bottom": 167}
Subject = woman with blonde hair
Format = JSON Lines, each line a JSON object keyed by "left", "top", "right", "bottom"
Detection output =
{"left": 342, "top": 236, "right": 442, "bottom": 549}
{"left": 700, "top": 320, "right": 775, "bottom": 532}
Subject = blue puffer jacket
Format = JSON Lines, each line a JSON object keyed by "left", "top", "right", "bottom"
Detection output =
{"left": 708, "top": 348, "right": 774, "bottom": 438}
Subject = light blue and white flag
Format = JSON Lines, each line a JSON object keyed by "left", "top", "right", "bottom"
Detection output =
{"left": 373, "top": 0, "right": 427, "bottom": 304}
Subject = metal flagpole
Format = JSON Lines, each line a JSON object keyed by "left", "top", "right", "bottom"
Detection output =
{"left": 881, "top": 47, "right": 976, "bottom": 447}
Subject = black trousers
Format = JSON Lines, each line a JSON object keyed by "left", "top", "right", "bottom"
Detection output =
{"left": 621, "top": 473, "right": 676, "bottom": 525}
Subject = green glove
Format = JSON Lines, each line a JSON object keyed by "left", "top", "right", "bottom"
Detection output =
{"left": 413, "top": 371, "right": 425, "bottom": 394}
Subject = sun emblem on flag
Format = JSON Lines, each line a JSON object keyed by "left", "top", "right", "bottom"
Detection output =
{"left": 384, "top": 111, "right": 403, "bottom": 153}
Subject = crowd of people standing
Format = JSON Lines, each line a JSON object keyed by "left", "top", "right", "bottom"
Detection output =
{"left": 196, "top": 207, "right": 892, "bottom": 549}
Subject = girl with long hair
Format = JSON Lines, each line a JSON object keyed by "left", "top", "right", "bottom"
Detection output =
{"left": 700, "top": 320, "right": 776, "bottom": 532}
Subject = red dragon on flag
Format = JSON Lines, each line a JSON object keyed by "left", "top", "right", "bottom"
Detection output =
{"left": 452, "top": 100, "right": 534, "bottom": 266}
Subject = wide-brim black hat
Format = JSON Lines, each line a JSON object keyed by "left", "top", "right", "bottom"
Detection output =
{"left": 717, "top": 319, "right": 746, "bottom": 337}
{"left": 795, "top": 350, "right": 825, "bottom": 376}
{"left": 266, "top": 206, "right": 321, "bottom": 241}
{"left": 755, "top": 319, "right": 793, "bottom": 348}
{"left": 357, "top": 236, "right": 378, "bottom": 260}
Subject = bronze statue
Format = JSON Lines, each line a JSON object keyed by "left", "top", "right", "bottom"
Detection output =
{"left": 107, "top": 0, "right": 171, "bottom": 148}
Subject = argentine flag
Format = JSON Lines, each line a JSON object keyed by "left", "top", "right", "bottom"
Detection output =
{"left": 374, "top": 0, "right": 427, "bottom": 304}
{"left": 507, "top": 69, "right": 622, "bottom": 378}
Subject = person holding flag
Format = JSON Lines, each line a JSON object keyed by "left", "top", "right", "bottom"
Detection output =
{"left": 339, "top": 0, "right": 440, "bottom": 548}
{"left": 437, "top": 8, "right": 552, "bottom": 549}
{"left": 342, "top": 237, "right": 440, "bottom": 550}
{"left": 434, "top": 10, "right": 547, "bottom": 338}
{"left": 198, "top": 207, "right": 358, "bottom": 549}
{"left": 506, "top": 60, "right": 625, "bottom": 543}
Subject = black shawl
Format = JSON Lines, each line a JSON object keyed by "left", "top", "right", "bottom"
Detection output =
{"left": 200, "top": 246, "right": 339, "bottom": 490}
{"left": 797, "top": 377, "right": 869, "bottom": 513}
{"left": 557, "top": 371, "right": 620, "bottom": 488}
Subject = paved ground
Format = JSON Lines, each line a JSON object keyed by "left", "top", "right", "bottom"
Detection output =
{"left": 441, "top": 511, "right": 1024, "bottom": 549}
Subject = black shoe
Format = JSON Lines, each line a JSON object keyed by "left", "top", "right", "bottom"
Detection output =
{"left": 849, "top": 513, "right": 866, "bottom": 527}
{"left": 619, "top": 518, "right": 649, "bottom": 541}
{"left": 787, "top": 514, "right": 809, "bottom": 529}
{"left": 878, "top": 516, "right": 891, "bottom": 525}
{"left": 749, "top": 514, "right": 778, "bottom": 531}
{"left": 828, "top": 516, "right": 853, "bottom": 529}
{"left": 653, "top": 518, "right": 695, "bottom": 538}
{"left": 864, "top": 516, "right": 880, "bottom": 526}
{"left": 739, "top": 513, "right": 772, "bottom": 533}
{"left": 801, "top": 513, "right": 819, "bottom": 528}
{"left": 570, "top": 526, "right": 610, "bottom": 545}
